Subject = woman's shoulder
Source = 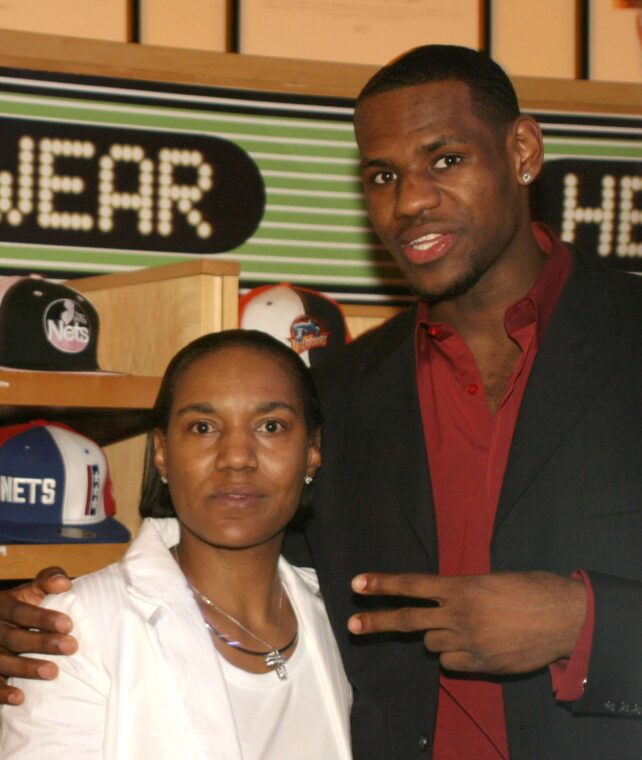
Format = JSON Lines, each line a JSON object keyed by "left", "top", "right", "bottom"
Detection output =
{"left": 45, "top": 518, "right": 177, "bottom": 615}
{"left": 42, "top": 559, "right": 127, "bottom": 619}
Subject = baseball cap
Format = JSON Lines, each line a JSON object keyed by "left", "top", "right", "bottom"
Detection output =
{"left": 0, "top": 421, "right": 130, "bottom": 543}
{"left": 239, "top": 283, "right": 350, "bottom": 367}
{"left": 0, "top": 275, "right": 101, "bottom": 371}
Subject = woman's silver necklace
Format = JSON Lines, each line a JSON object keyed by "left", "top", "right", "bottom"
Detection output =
{"left": 189, "top": 580, "right": 293, "bottom": 681}
{"left": 171, "top": 547, "right": 294, "bottom": 680}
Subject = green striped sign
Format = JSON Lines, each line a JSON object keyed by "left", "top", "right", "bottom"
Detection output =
{"left": 0, "top": 70, "right": 640, "bottom": 303}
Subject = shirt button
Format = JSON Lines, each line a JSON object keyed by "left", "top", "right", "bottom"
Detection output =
{"left": 418, "top": 734, "right": 430, "bottom": 752}
{"left": 466, "top": 383, "right": 479, "bottom": 395}
{"left": 427, "top": 326, "right": 440, "bottom": 337}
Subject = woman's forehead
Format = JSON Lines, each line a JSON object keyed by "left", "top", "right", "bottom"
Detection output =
{"left": 174, "top": 346, "right": 301, "bottom": 405}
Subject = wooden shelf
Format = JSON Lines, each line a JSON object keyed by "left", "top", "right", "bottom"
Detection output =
{"left": 0, "top": 371, "right": 160, "bottom": 444}
{"left": 0, "top": 370, "right": 159, "bottom": 408}
{"left": 0, "top": 542, "right": 128, "bottom": 580}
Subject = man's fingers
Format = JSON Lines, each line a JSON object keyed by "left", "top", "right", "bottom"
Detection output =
{"left": 352, "top": 572, "right": 448, "bottom": 601}
{"left": 0, "top": 568, "right": 72, "bottom": 612}
{"left": 423, "top": 629, "right": 460, "bottom": 653}
{"left": 33, "top": 567, "right": 72, "bottom": 594}
{"left": 0, "top": 652, "right": 60, "bottom": 681}
{"left": 9, "top": 568, "right": 72, "bottom": 607}
{"left": 438, "top": 650, "right": 482, "bottom": 673}
{"left": 0, "top": 568, "right": 75, "bottom": 707}
{"left": 0, "top": 572, "right": 73, "bottom": 636}
{"left": 0, "top": 679, "right": 25, "bottom": 706}
{"left": 0, "top": 623, "right": 77, "bottom": 656}
{"left": 0, "top": 595, "right": 73, "bottom": 636}
{"left": 348, "top": 573, "right": 453, "bottom": 635}
{"left": 348, "top": 606, "right": 441, "bottom": 635}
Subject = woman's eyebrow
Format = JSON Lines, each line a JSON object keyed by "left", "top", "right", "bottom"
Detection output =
{"left": 175, "top": 401, "right": 298, "bottom": 416}
{"left": 255, "top": 401, "right": 297, "bottom": 415}
{"left": 175, "top": 402, "right": 216, "bottom": 416}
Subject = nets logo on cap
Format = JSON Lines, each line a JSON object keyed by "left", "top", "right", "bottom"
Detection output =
{"left": 44, "top": 298, "right": 92, "bottom": 354}
{"left": 0, "top": 421, "right": 130, "bottom": 544}
{"left": 239, "top": 283, "right": 350, "bottom": 367}
{"left": 0, "top": 275, "right": 102, "bottom": 371}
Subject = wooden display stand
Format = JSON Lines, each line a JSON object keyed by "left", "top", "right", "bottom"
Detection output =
{"left": 0, "top": 258, "right": 240, "bottom": 579}
{"left": 72, "top": 259, "right": 240, "bottom": 377}
{"left": 342, "top": 303, "right": 402, "bottom": 340}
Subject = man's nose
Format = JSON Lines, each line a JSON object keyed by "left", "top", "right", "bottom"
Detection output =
{"left": 394, "top": 172, "right": 440, "bottom": 219}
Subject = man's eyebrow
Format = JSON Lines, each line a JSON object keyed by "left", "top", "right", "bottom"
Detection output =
{"left": 360, "top": 135, "right": 470, "bottom": 169}
{"left": 360, "top": 157, "right": 392, "bottom": 170}
{"left": 419, "top": 135, "right": 469, "bottom": 154}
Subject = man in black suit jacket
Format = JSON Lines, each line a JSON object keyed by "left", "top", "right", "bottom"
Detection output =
{"left": 306, "top": 255, "right": 642, "bottom": 758}
{"left": 0, "top": 45, "right": 640, "bottom": 760}
{"left": 299, "top": 45, "right": 642, "bottom": 759}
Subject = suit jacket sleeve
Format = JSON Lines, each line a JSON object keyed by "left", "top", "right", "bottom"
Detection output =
{"left": 496, "top": 256, "right": 642, "bottom": 724}
{"left": 571, "top": 572, "right": 642, "bottom": 717}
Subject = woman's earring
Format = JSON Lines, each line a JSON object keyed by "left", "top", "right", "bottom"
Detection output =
{"left": 521, "top": 172, "right": 532, "bottom": 184}
{"left": 304, "top": 475, "right": 314, "bottom": 485}
{"left": 160, "top": 476, "right": 168, "bottom": 484}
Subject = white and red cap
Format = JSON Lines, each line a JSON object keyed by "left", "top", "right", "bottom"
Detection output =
{"left": 0, "top": 421, "right": 129, "bottom": 543}
{"left": 239, "top": 283, "right": 350, "bottom": 366}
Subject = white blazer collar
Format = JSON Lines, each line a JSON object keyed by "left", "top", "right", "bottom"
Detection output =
{"left": 121, "top": 518, "right": 243, "bottom": 760}
{"left": 279, "top": 559, "right": 353, "bottom": 760}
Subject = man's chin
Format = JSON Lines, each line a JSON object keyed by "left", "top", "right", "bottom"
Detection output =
{"left": 412, "top": 271, "right": 482, "bottom": 306}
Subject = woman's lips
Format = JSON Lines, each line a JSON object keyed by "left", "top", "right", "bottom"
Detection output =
{"left": 402, "top": 232, "right": 455, "bottom": 265}
{"left": 211, "top": 485, "right": 264, "bottom": 504}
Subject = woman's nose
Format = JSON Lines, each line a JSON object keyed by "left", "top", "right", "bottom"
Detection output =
{"left": 215, "top": 430, "right": 258, "bottom": 471}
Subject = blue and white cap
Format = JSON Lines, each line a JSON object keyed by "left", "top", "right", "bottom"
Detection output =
{"left": 0, "top": 421, "right": 130, "bottom": 543}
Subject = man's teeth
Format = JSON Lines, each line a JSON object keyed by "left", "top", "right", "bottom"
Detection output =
{"left": 410, "top": 233, "right": 441, "bottom": 250}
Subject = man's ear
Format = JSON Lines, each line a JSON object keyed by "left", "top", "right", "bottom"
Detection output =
{"left": 511, "top": 115, "right": 544, "bottom": 185}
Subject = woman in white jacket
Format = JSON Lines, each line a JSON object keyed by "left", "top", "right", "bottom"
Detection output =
{"left": 1, "top": 329, "right": 352, "bottom": 759}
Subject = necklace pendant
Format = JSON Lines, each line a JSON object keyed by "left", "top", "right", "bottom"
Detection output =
{"left": 265, "top": 648, "right": 287, "bottom": 680}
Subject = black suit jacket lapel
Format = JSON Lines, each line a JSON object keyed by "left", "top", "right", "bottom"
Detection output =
{"left": 494, "top": 253, "right": 615, "bottom": 534}
{"left": 358, "top": 309, "right": 438, "bottom": 565}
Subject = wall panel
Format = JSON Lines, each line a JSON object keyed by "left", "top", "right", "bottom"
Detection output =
{"left": 139, "top": 0, "right": 230, "bottom": 51}
{"left": 0, "top": 0, "right": 130, "bottom": 42}
{"left": 491, "top": 0, "right": 579, "bottom": 78}
{"left": 239, "top": 0, "right": 483, "bottom": 64}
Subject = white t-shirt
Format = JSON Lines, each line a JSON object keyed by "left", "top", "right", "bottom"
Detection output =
{"left": 220, "top": 634, "right": 346, "bottom": 760}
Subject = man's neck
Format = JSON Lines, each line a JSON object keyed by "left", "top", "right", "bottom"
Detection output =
{"left": 428, "top": 236, "right": 547, "bottom": 413}
{"left": 429, "top": 237, "right": 546, "bottom": 341}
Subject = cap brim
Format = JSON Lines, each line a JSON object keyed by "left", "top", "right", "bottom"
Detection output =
{"left": 0, "top": 517, "right": 130, "bottom": 544}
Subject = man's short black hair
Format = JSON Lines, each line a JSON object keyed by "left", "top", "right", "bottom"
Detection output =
{"left": 357, "top": 44, "right": 521, "bottom": 132}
